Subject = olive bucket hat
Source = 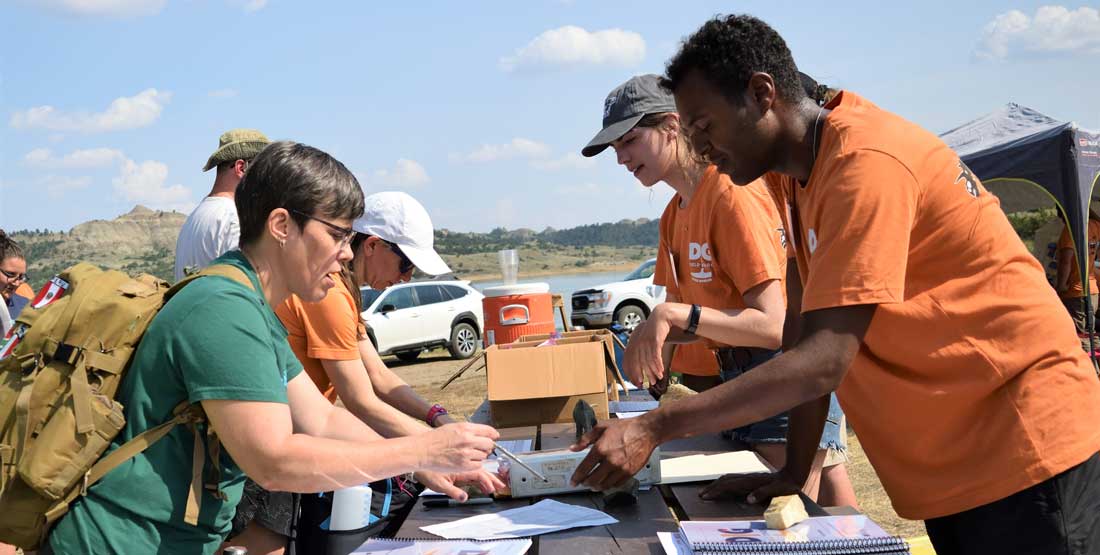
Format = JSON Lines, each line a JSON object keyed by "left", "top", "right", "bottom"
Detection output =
{"left": 202, "top": 128, "right": 271, "bottom": 171}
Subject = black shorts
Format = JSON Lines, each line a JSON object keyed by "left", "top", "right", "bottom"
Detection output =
{"left": 925, "top": 451, "right": 1100, "bottom": 555}
{"left": 230, "top": 478, "right": 299, "bottom": 539}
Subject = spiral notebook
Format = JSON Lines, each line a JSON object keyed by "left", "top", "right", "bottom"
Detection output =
{"left": 677, "top": 515, "right": 910, "bottom": 554}
{"left": 351, "top": 536, "right": 531, "bottom": 554}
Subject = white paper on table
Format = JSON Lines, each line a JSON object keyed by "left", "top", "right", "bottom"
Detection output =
{"left": 659, "top": 451, "right": 773, "bottom": 484}
{"left": 657, "top": 531, "right": 692, "bottom": 555}
{"left": 493, "top": 439, "right": 533, "bottom": 455}
{"left": 615, "top": 411, "right": 647, "bottom": 419}
{"left": 616, "top": 380, "right": 641, "bottom": 392}
{"left": 420, "top": 460, "right": 501, "bottom": 497}
{"left": 609, "top": 400, "right": 659, "bottom": 412}
{"left": 420, "top": 498, "right": 618, "bottom": 540}
{"left": 351, "top": 537, "right": 532, "bottom": 554}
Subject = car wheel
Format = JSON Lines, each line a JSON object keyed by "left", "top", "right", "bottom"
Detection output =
{"left": 449, "top": 322, "right": 479, "bottom": 360}
{"left": 614, "top": 305, "right": 646, "bottom": 333}
{"left": 395, "top": 350, "right": 421, "bottom": 362}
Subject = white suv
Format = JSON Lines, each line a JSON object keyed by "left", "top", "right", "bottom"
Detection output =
{"left": 570, "top": 258, "right": 666, "bottom": 332}
{"left": 360, "top": 280, "right": 485, "bottom": 361}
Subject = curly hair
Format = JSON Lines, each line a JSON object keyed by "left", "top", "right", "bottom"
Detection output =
{"left": 663, "top": 14, "right": 803, "bottom": 103}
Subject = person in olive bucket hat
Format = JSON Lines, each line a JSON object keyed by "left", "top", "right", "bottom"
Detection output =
{"left": 174, "top": 129, "right": 271, "bottom": 281}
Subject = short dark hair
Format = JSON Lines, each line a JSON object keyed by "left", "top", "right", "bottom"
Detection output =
{"left": 663, "top": 15, "right": 803, "bottom": 104}
{"left": 236, "top": 141, "right": 364, "bottom": 247}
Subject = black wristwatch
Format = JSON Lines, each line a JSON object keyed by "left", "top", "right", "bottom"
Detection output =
{"left": 685, "top": 304, "right": 702, "bottom": 335}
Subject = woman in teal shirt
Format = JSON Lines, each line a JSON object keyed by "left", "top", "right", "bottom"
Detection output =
{"left": 48, "top": 142, "right": 499, "bottom": 554}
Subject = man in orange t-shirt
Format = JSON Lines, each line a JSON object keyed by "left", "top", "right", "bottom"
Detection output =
{"left": 571, "top": 15, "right": 1100, "bottom": 555}
{"left": 1056, "top": 215, "right": 1100, "bottom": 347}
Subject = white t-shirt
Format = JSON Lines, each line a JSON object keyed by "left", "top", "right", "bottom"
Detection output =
{"left": 0, "top": 298, "right": 11, "bottom": 337}
{"left": 173, "top": 196, "right": 240, "bottom": 282}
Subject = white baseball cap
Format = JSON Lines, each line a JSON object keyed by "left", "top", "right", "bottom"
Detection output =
{"left": 353, "top": 191, "right": 452, "bottom": 276}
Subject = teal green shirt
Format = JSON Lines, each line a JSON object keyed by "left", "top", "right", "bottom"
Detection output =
{"left": 50, "top": 251, "right": 303, "bottom": 554}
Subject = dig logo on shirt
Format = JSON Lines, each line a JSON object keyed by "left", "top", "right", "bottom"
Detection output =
{"left": 689, "top": 242, "right": 713, "bottom": 283}
{"left": 955, "top": 160, "right": 981, "bottom": 198}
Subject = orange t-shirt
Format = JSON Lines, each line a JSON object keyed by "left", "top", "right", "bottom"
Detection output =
{"left": 275, "top": 275, "right": 367, "bottom": 403}
{"left": 764, "top": 91, "right": 1100, "bottom": 519}
{"left": 14, "top": 282, "right": 34, "bottom": 300}
{"left": 670, "top": 342, "right": 719, "bottom": 377}
{"left": 1056, "top": 220, "right": 1100, "bottom": 299}
{"left": 654, "top": 165, "right": 786, "bottom": 354}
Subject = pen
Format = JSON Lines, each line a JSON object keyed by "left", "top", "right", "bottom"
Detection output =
{"left": 492, "top": 441, "right": 549, "bottom": 482}
{"left": 459, "top": 411, "right": 549, "bottom": 483}
{"left": 424, "top": 497, "right": 494, "bottom": 508}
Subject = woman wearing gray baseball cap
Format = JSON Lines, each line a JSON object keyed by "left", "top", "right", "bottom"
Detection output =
{"left": 580, "top": 74, "right": 856, "bottom": 508}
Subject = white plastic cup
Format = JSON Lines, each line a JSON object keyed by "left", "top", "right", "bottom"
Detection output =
{"left": 329, "top": 483, "right": 373, "bottom": 531}
{"left": 498, "top": 249, "right": 519, "bottom": 285}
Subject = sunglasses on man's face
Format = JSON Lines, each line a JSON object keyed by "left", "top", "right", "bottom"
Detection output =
{"left": 0, "top": 268, "right": 27, "bottom": 283}
{"left": 382, "top": 241, "right": 415, "bottom": 274}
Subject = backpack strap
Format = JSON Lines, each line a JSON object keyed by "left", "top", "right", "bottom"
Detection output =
{"left": 167, "top": 263, "right": 255, "bottom": 299}
{"left": 43, "top": 402, "right": 206, "bottom": 526}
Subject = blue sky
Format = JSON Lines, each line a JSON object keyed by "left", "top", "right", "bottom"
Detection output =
{"left": 2, "top": 1, "right": 1099, "bottom": 233}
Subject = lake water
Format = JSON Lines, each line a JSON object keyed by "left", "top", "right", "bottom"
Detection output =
{"left": 471, "top": 269, "right": 632, "bottom": 323}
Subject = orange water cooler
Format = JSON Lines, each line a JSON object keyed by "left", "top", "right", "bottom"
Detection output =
{"left": 482, "top": 283, "right": 554, "bottom": 347}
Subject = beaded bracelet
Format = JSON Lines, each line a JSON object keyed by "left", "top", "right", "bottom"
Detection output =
{"left": 426, "top": 403, "right": 448, "bottom": 426}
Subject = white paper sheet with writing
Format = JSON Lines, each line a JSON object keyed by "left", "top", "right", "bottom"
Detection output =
{"left": 352, "top": 537, "right": 531, "bottom": 555}
{"left": 420, "top": 499, "right": 618, "bottom": 540}
{"left": 659, "top": 451, "right": 773, "bottom": 484}
{"left": 657, "top": 531, "right": 692, "bottom": 555}
{"left": 615, "top": 411, "right": 647, "bottom": 419}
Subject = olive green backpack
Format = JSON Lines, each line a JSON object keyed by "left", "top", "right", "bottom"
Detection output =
{"left": 0, "top": 262, "right": 251, "bottom": 550}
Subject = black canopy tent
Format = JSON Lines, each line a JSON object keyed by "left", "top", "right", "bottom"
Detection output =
{"left": 941, "top": 104, "right": 1100, "bottom": 356}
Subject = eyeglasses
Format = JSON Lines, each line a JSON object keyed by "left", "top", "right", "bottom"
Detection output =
{"left": 382, "top": 240, "right": 415, "bottom": 274}
{"left": 0, "top": 268, "right": 27, "bottom": 283}
{"left": 288, "top": 209, "right": 356, "bottom": 248}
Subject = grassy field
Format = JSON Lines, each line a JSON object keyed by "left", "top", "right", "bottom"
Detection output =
{"left": 445, "top": 245, "right": 653, "bottom": 281}
{"left": 389, "top": 348, "right": 928, "bottom": 540}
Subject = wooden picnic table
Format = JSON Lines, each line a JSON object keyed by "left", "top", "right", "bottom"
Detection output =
{"left": 393, "top": 422, "right": 829, "bottom": 554}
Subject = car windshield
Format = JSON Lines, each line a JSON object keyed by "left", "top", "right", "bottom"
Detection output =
{"left": 360, "top": 288, "right": 383, "bottom": 308}
{"left": 624, "top": 260, "right": 656, "bottom": 281}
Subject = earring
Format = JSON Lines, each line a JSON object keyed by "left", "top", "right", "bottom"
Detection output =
{"left": 279, "top": 239, "right": 286, "bottom": 248}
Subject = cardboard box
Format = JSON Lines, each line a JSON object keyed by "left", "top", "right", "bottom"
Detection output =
{"left": 442, "top": 332, "right": 622, "bottom": 428}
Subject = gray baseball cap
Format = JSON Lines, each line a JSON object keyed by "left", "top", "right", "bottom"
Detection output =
{"left": 581, "top": 74, "right": 678, "bottom": 157}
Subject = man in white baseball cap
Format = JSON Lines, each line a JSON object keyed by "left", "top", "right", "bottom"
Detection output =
{"left": 351, "top": 191, "right": 451, "bottom": 287}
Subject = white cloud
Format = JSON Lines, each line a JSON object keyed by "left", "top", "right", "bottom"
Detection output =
{"left": 977, "top": 6, "right": 1100, "bottom": 60}
{"left": 531, "top": 152, "right": 597, "bottom": 171}
{"left": 227, "top": 0, "right": 268, "bottom": 12}
{"left": 372, "top": 158, "right": 430, "bottom": 188}
{"left": 500, "top": 26, "right": 646, "bottom": 72}
{"left": 454, "top": 138, "right": 551, "bottom": 163}
{"left": 34, "top": 0, "right": 166, "bottom": 17}
{"left": 207, "top": 88, "right": 239, "bottom": 99}
{"left": 25, "top": 148, "right": 53, "bottom": 166}
{"left": 112, "top": 159, "right": 194, "bottom": 212}
{"left": 24, "top": 147, "right": 125, "bottom": 169}
{"left": 10, "top": 88, "right": 172, "bottom": 133}
{"left": 41, "top": 175, "right": 93, "bottom": 198}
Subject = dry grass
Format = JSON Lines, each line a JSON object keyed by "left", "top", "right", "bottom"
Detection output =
{"left": 391, "top": 348, "right": 928, "bottom": 539}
